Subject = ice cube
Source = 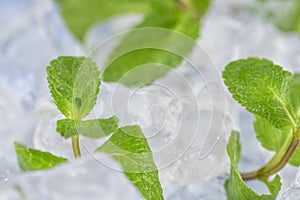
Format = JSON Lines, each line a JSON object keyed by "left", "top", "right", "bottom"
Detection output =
{"left": 33, "top": 100, "right": 75, "bottom": 160}
{"left": 0, "top": 158, "right": 141, "bottom": 200}
{"left": 167, "top": 176, "right": 227, "bottom": 200}
{"left": 0, "top": 151, "right": 18, "bottom": 185}
{"left": 277, "top": 167, "right": 300, "bottom": 200}
{"left": 0, "top": 0, "right": 83, "bottom": 187}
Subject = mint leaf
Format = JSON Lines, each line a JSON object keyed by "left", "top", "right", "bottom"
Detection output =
{"left": 290, "top": 144, "right": 300, "bottom": 165}
{"left": 14, "top": 142, "right": 68, "bottom": 171}
{"left": 254, "top": 116, "right": 300, "bottom": 166}
{"left": 223, "top": 58, "right": 295, "bottom": 129}
{"left": 102, "top": 10, "right": 201, "bottom": 87}
{"left": 254, "top": 116, "right": 288, "bottom": 151}
{"left": 225, "top": 131, "right": 281, "bottom": 200}
{"left": 265, "top": 175, "right": 282, "bottom": 196}
{"left": 47, "top": 56, "right": 101, "bottom": 120}
{"left": 96, "top": 125, "right": 163, "bottom": 200}
{"left": 59, "top": 0, "right": 150, "bottom": 40}
{"left": 101, "top": 0, "right": 211, "bottom": 87}
{"left": 227, "top": 130, "right": 241, "bottom": 166}
{"left": 191, "top": 0, "right": 210, "bottom": 14}
{"left": 59, "top": 1, "right": 210, "bottom": 87}
{"left": 291, "top": 74, "right": 300, "bottom": 117}
{"left": 56, "top": 116, "right": 118, "bottom": 138}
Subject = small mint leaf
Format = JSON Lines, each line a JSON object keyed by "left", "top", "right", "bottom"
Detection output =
{"left": 265, "top": 175, "right": 282, "bottom": 196}
{"left": 223, "top": 58, "right": 295, "bottom": 129}
{"left": 47, "top": 56, "right": 101, "bottom": 120}
{"left": 225, "top": 131, "right": 281, "bottom": 200}
{"left": 254, "top": 116, "right": 288, "bottom": 151}
{"left": 14, "top": 142, "right": 68, "bottom": 171}
{"left": 96, "top": 125, "right": 163, "bottom": 200}
{"left": 56, "top": 116, "right": 118, "bottom": 139}
{"left": 254, "top": 116, "right": 300, "bottom": 166}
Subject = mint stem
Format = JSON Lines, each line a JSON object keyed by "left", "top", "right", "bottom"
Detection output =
{"left": 241, "top": 136, "right": 300, "bottom": 180}
{"left": 72, "top": 135, "right": 81, "bottom": 158}
{"left": 261, "top": 138, "right": 299, "bottom": 177}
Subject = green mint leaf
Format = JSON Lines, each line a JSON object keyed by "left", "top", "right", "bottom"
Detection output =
{"left": 191, "top": 0, "right": 210, "bottom": 14}
{"left": 289, "top": 73, "right": 300, "bottom": 165}
{"left": 264, "top": 175, "right": 282, "bottom": 196}
{"left": 223, "top": 58, "right": 295, "bottom": 129}
{"left": 56, "top": 116, "right": 118, "bottom": 139}
{"left": 96, "top": 125, "right": 163, "bottom": 200}
{"left": 290, "top": 144, "right": 300, "bottom": 165}
{"left": 59, "top": 0, "right": 150, "bottom": 40}
{"left": 227, "top": 130, "right": 241, "bottom": 166}
{"left": 225, "top": 131, "right": 281, "bottom": 200}
{"left": 254, "top": 116, "right": 288, "bottom": 151}
{"left": 47, "top": 56, "right": 101, "bottom": 120}
{"left": 102, "top": 10, "right": 202, "bottom": 87}
{"left": 14, "top": 142, "right": 68, "bottom": 171}
{"left": 291, "top": 73, "right": 300, "bottom": 117}
{"left": 254, "top": 116, "right": 300, "bottom": 166}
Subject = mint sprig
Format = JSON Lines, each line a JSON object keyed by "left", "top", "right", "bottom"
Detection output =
{"left": 225, "top": 131, "right": 281, "bottom": 200}
{"left": 223, "top": 57, "right": 300, "bottom": 197}
{"left": 14, "top": 56, "right": 164, "bottom": 200}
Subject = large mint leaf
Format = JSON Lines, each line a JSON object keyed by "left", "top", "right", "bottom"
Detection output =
{"left": 223, "top": 58, "right": 295, "bottom": 129}
{"left": 47, "top": 56, "right": 100, "bottom": 120}
{"left": 96, "top": 125, "right": 163, "bottom": 200}
{"left": 59, "top": 0, "right": 210, "bottom": 87}
{"left": 59, "top": 0, "right": 150, "bottom": 40}
{"left": 102, "top": 0, "right": 211, "bottom": 87}
{"left": 56, "top": 116, "right": 118, "bottom": 138}
{"left": 254, "top": 116, "right": 300, "bottom": 166}
{"left": 59, "top": 0, "right": 206, "bottom": 41}
{"left": 102, "top": 10, "right": 201, "bottom": 87}
{"left": 14, "top": 142, "right": 68, "bottom": 171}
{"left": 225, "top": 131, "right": 281, "bottom": 200}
